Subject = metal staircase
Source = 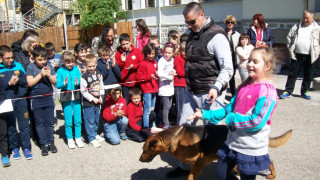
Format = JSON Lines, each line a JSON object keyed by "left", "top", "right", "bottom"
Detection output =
{"left": 23, "top": 0, "right": 65, "bottom": 26}
{"left": 1, "top": 0, "right": 74, "bottom": 32}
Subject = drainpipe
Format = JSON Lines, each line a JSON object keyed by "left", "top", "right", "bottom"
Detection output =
{"left": 158, "top": 0, "right": 162, "bottom": 44}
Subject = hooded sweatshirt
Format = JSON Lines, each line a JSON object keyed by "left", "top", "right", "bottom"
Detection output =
{"left": 202, "top": 80, "right": 278, "bottom": 156}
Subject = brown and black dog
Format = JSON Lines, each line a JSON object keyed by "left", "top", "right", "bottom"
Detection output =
{"left": 139, "top": 125, "right": 292, "bottom": 180}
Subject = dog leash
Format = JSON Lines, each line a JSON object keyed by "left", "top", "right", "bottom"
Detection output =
{"left": 203, "top": 98, "right": 235, "bottom": 132}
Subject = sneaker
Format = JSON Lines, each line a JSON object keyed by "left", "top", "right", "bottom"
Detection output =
{"left": 301, "top": 91, "right": 311, "bottom": 100}
{"left": 41, "top": 145, "right": 49, "bottom": 156}
{"left": 279, "top": 91, "right": 291, "bottom": 99}
{"left": 95, "top": 135, "right": 105, "bottom": 142}
{"left": 23, "top": 149, "right": 33, "bottom": 160}
{"left": 67, "top": 139, "right": 76, "bottom": 149}
{"left": 75, "top": 138, "right": 84, "bottom": 148}
{"left": 1, "top": 156, "right": 11, "bottom": 167}
{"left": 49, "top": 142, "right": 58, "bottom": 153}
{"left": 89, "top": 140, "right": 101, "bottom": 148}
{"left": 166, "top": 167, "right": 190, "bottom": 178}
{"left": 120, "top": 135, "right": 128, "bottom": 140}
{"left": 11, "top": 148, "right": 21, "bottom": 160}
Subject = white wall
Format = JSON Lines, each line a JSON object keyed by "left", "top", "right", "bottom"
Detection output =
{"left": 125, "top": 0, "right": 242, "bottom": 26}
{"left": 242, "top": 0, "right": 306, "bottom": 20}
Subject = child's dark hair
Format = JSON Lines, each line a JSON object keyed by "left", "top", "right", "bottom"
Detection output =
{"left": 62, "top": 51, "right": 75, "bottom": 64}
{"left": 98, "top": 44, "right": 111, "bottom": 56}
{"left": 0, "top": 45, "right": 12, "bottom": 57}
{"left": 32, "top": 46, "right": 47, "bottom": 58}
{"left": 129, "top": 87, "right": 142, "bottom": 97}
{"left": 180, "top": 34, "right": 188, "bottom": 43}
{"left": 135, "top": 19, "right": 150, "bottom": 36}
{"left": 149, "top": 35, "right": 159, "bottom": 44}
{"left": 237, "top": 33, "right": 251, "bottom": 47}
{"left": 119, "top": 33, "right": 131, "bottom": 44}
{"left": 74, "top": 42, "right": 88, "bottom": 53}
{"left": 163, "top": 42, "right": 176, "bottom": 53}
{"left": 168, "top": 30, "right": 179, "bottom": 38}
{"left": 110, "top": 86, "right": 122, "bottom": 93}
{"left": 44, "top": 42, "right": 55, "bottom": 52}
{"left": 168, "top": 35, "right": 179, "bottom": 44}
{"left": 142, "top": 43, "right": 157, "bottom": 59}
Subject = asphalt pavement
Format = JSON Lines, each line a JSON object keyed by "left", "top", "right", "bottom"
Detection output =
{"left": 0, "top": 70, "right": 319, "bottom": 180}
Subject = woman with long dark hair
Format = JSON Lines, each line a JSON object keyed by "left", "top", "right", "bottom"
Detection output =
{"left": 135, "top": 19, "right": 151, "bottom": 51}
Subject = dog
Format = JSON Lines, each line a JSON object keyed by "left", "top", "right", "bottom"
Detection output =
{"left": 139, "top": 125, "right": 292, "bottom": 180}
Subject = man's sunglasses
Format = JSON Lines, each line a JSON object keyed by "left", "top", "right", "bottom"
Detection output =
{"left": 226, "top": 21, "right": 235, "bottom": 24}
{"left": 185, "top": 14, "right": 200, "bottom": 25}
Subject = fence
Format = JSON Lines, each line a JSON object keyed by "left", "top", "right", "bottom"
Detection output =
{"left": 0, "top": 21, "right": 133, "bottom": 52}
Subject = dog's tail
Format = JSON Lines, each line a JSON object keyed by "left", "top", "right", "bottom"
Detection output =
{"left": 269, "top": 129, "right": 293, "bottom": 148}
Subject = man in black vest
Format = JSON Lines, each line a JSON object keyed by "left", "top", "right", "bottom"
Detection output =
{"left": 167, "top": 2, "right": 233, "bottom": 177}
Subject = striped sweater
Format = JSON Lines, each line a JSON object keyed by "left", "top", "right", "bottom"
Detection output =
{"left": 202, "top": 80, "right": 278, "bottom": 156}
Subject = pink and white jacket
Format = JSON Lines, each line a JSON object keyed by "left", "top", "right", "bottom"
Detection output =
{"left": 202, "top": 80, "right": 278, "bottom": 156}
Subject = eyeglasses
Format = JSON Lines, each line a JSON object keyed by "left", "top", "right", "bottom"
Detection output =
{"left": 226, "top": 21, "right": 235, "bottom": 24}
{"left": 3, "top": 56, "right": 14, "bottom": 60}
{"left": 185, "top": 14, "right": 200, "bottom": 25}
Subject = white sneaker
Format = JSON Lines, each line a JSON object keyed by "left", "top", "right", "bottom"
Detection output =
{"left": 95, "top": 135, "right": 104, "bottom": 142}
{"left": 75, "top": 138, "right": 84, "bottom": 148}
{"left": 67, "top": 139, "right": 76, "bottom": 149}
{"left": 89, "top": 140, "right": 101, "bottom": 148}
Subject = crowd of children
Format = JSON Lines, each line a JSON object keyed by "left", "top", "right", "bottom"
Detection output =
{"left": 0, "top": 28, "right": 190, "bottom": 166}
{"left": 0, "top": 26, "right": 258, "bottom": 168}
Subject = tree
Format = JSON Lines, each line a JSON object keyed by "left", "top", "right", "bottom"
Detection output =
{"left": 73, "top": 0, "right": 127, "bottom": 29}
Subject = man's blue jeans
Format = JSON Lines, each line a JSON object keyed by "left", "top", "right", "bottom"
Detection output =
{"left": 83, "top": 106, "right": 100, "bottom": 142}
{"left": 142, "top": 93, "right": 156, "bottom": 128}
{"left": 103, "top": 116, "right": 128, "bottom": 145}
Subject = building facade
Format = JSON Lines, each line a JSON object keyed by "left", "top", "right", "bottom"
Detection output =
{"left": 121, "top": 0, "right": 320, "bottom": 45}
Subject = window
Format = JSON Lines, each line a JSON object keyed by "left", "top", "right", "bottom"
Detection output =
{"left": 169, "top": 0, "right": 181, "bottom": 5}
{"left": 126, "top": 0, "right": 133, "bottom": 10}
{"left": 146, "top": 0, "right": 155, "bottom": 8}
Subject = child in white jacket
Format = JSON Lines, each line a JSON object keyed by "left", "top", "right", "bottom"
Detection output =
{"left": 157, "top": 43, "right": 176, "bottom": 129}
{"left": 236, "top": 33, "right": 254, "bottom": 82}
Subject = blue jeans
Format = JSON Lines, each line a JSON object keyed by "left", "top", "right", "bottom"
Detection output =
{"left": 83, "top": 106, "right": 100, "bottom": 142}
{"left": 33, "top": 106, "right": 54, "bottom": 146}
{"left": 174, "top": 86, "right": 185, "bottom": 125}
{"left": 143, "top": 93, "right": 156, "bottom": 128}
{"left": 62, "top": 100, "right": 82, "bottom": 139}
{"left": 7, "top": 99, "right": 31, "bottom": 150}
{"left": 103, "top": 116, "right": 128, "bottom": 145}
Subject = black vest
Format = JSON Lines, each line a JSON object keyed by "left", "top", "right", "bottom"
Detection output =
{"left": 81, "top": 70, "right": 103, "bottom": 107}
{"left": 185, "top": 19, "right": 228, "bottom": 94}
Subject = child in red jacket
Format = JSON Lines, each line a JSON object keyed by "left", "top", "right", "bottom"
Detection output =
{"left": 136, "top": 43, "right": 158, "bottom": 129}
{"left": 126, "top": 87, "right": 156, "bottom": 142}
{"left": 115, "top": 33, "right": 143, "bottom": 104}
{"left": 174, "top": 41, "right": 187, "bottom": 125}
{"left": 102, "top": 86, "right": 128, "bottom": 145}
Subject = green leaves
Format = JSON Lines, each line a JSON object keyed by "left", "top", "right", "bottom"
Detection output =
{"left": 73, "top": 0, "right": 127, "bottom": 29}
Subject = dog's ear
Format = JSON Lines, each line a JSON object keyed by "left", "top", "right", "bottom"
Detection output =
{"left": 149, "top": 139, "right": 159, "bottom": 150}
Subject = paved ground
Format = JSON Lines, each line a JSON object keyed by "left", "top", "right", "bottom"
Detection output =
{"left": 0, "top": 70, "right": 320, "bottom": 180}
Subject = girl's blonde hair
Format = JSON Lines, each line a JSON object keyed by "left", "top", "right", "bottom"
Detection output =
{"left": 62, "top": 51, "right": 76, "bottom": 64}
{"left": 21, "top": 35, "right": 40, "bottom": 52}
{"left": 237, "top": 47, "right": 275, "bottom": 90}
